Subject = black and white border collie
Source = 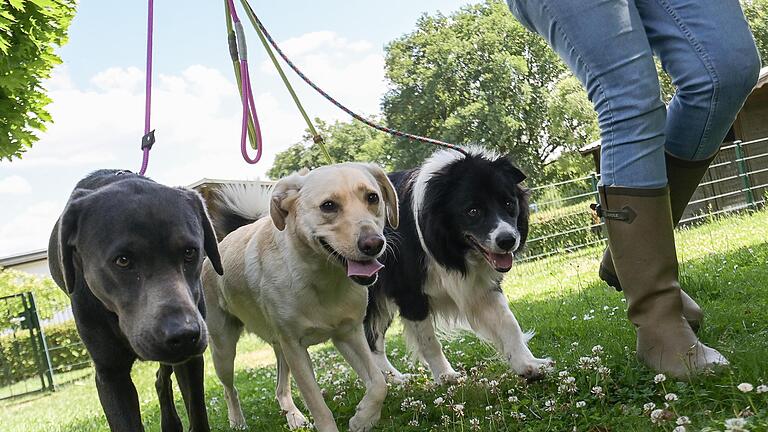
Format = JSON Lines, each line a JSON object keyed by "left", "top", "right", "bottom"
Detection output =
{"left": 364, "top": 146, "right": 551, "bottom": 383}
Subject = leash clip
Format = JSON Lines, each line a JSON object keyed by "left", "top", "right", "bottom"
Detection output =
{"left": 141, "top": 130, "right": 156, "bottom": 150}
{"left": 590, "top": 203, "right": 637, "bottom": 223}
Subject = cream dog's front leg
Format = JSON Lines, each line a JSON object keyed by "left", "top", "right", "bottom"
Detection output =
{"left": 333, "top": 327, "right": 387, "bottom": 432}
{"left": 278, "top": 338, "right": 338, "bottom": 432}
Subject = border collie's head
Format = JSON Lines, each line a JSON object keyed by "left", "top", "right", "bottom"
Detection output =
{"left": 412, "top": 146, "right": 529, "bottom": 274}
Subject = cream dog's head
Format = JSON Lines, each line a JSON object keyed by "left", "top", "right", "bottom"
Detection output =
{"left": 270, "top": 163, "right": 398, "bottom": 285}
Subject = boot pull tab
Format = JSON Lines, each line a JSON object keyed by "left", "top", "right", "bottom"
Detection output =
{"left": 591, "top": 203, "right": 637, "bottom": 224}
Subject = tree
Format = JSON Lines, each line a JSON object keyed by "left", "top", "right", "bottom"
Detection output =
{"left": 267, "top": 118, "right": 395, "bottom": 180}
{"left": 0, "top": 0, "right": 77, "bottom": 161}
{"left": 382, "top": 0, "right": 577, "bottom": 175}
{"left": 743, "top": 0, "right": 768, "bottom": 65}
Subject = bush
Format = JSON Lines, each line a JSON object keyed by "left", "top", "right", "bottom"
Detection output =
{"left": 0, "top": 269, "right": 69, "bottom": 320}
{"left": 0, "top": 322, "right": 88, "bottom": 384}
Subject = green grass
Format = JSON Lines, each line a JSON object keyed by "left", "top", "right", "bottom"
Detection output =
{"left": 2, "top": 210, "right": 768, "bottom": 431}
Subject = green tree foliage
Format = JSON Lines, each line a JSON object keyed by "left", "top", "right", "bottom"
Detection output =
{"left": 267, "top": 118, "right": 395, "bottom": 179}
{"left": 743, "top": 0, "right": 768, "bottom": 64}
{"left": 382, "top": 0, "right": 582, "bottom": 175}
{"left": 0, "top": 269, "right": 69, "bottom": 320}
{"left": 0, "top": 0, "right": 77, "bottom": 161}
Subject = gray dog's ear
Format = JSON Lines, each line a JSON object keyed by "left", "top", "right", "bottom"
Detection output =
{"left": 58, "top": 189, "right": 91, "bottom": 294}
{"left": 270, "top": 169, "right": 307, "bottom": 231}
{"left": 363, "top": 164, "right": 399, "bottom": 229}
{"left": 184, "top": 189, "right": 224, "bottom": 276}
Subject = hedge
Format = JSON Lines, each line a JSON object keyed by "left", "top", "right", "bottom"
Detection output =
{"left": 0, "top": 322, "right": 88, "bottom": 385}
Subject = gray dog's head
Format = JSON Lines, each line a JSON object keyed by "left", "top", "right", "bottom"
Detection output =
{"left": 58, "top": 179, "right": 224, "bottom": 364}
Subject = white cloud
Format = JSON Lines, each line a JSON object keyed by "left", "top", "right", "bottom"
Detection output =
{"left": 0, "top": 200, "right": 65, "bottom": 257}
{"left": 0, "top": 176, "right": 33, "bottom": 195}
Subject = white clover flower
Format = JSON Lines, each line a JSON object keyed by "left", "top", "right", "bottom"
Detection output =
{"left": 591, "top": 386, "right": 604, "bottom": 398}
{"left": 672, "top": 426, "right": 686, "bottom": 432}
{"left": 654, "top": 373, "right": 667, "bottom": 383}
{"left": 544, "top": 399, "right": 556, "bottom": 412}
{"left": 434, "top": 397, "right": 444, "bottom": 406}
{"left": 558, "top": 370, "right": 570, "bottom": 378}
{"left": 508, "top": 396, "right": 519, "bottom": 403}
{"left": 650, "top": 409, "right": 666, "bottom": 424}
{"left": 643, "top": 402, "right": 656, "bottom": 412}
{"left": 571, "top": 342, "right": 579, "bottom": 347}
{"left": 665, "top": 393, "right": 679, "bottom": 401}
{"left": 724, "top": 417, "right": 748, "bottom": 431}
{"left": 737, "top": 383, "right": 754, "bottom": 393}
{"left": 469, "top": 418, "right": 480, "bottom": 430}
{"left": 756, "top": 384, "right": 768, "bottom": 394}
{"left": 408, "top": 419, "right": 419, "bottom": 427}
{"left": 583, "top": 314, "right": 594, "bottom": 321}
{"left": 576, "top": 400, "right": 586, "bottom": 408}
{"left": 453, "top": 404, "right": 465, "bottom": 417}
{"left": 676, "top": 416, "right": 691, "bottom": 425}
{"left": 592, "top": 345, "right": 604, "bottom": 355}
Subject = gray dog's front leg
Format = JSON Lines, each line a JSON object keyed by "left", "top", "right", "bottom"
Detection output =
{"left": 174, "top": 356, "right": 211, "bottom": 432}
{"left": 95, "top": 367, "right": 145, "bottom": 432}
{"left": 156, "top": 364, "right": 183, "bottom": 432}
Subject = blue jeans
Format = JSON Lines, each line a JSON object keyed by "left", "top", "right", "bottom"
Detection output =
{"left": 507, "top": 0, "right": 761, "bottom": 188}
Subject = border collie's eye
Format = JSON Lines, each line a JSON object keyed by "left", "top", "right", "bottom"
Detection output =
{"left": 467, "top": 208, "right": 479, "bottom": 217}
{"left": 367, "top": 193, "right": 379, "bottom": 204}
{"left": 505, "top": 201, "right": 516, "bottom": 210}
{"left": 184, "top": 248, "right": 197, "bottom": 263}
{"left": 115, "top": 256, "right": 131, "bottom": 268}
{"left": 320, "top": 201, "right": 338, "bottom": 212}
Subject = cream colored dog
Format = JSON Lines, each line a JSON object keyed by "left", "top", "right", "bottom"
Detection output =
{"left": 202, "top": 163, "right": 398, "bottom": 432}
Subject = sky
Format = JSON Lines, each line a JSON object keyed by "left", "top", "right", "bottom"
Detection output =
{"left": 0, "top": 0, "right": 470, "bottom": 257}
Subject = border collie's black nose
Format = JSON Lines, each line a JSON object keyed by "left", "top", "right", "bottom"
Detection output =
{"left": 358, "top": 234, "right": 385, "bottom": 256}
{"left": 496, "top": 233, "right": 518, "bottom": 251}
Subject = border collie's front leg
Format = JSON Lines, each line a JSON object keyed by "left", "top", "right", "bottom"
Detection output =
{"left": 402, "top": 317, "right": 461, "bottom": 384}
{"left": 466, "top": 290, "right": 552, "bottom": 380}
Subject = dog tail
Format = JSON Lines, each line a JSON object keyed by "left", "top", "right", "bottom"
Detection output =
{"left": 209, "top": 183, "right": 273, "bottom": 240}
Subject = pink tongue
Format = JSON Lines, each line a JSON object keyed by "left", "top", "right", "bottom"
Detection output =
{"left": 490, "top": 253, "right": 514, "bottom": 269}
{"left": 347, "top": 259, "right": 384, "bottom": 277}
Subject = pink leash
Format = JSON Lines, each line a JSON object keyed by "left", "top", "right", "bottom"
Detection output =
{"left": 139, "top": 0, "right": 155, "bottom": 176}
{"left": 226, "top": 0, "right": 263, "bottom": 164}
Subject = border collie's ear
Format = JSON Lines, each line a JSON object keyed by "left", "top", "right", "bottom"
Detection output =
{"left": 516, "top": 186, "right": 531, "bottom": 252}
{"left": 270, "top": 169, "right": 307, "bottom": 231}
{"left": 183, "top": 188, "right": 224, "bottom": 276}
{"left": 58, "top": 189, "right": 91, "bottom": 294}
{"left": 493, "top": 158, "right": 527, "bottom": 184}
{"left": 363, "top": 163, "right": 399, "bottom": 229}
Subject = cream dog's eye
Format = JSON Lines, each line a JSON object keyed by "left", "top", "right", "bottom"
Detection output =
{"left": 367, "top": 193, "right": 379, "bottom": 204}
{"left": 320, "top": 201, "right": 338, "bottom": 212}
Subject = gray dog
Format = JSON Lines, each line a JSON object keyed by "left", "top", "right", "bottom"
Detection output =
{"left": 48, "top": 169, "right": 223, "bottom": 432}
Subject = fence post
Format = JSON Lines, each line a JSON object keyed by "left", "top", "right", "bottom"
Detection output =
{"left": 733, "top": 140, "right": 755, "bottom": 208}
{"left": 589, "top": 172, "right": 599, "bottom": 201}
{"left": 26, "top": 293, "right": 55, "bottom": 391}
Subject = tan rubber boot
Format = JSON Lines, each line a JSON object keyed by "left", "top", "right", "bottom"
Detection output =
{"left": 597, "top": 185, "right": 728, "bottom": 378}
{"left": 599, "top": 153, "right": 716, "bottom": 332}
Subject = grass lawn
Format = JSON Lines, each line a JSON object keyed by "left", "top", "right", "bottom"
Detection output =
{"left": 2, "top": 210, "right": 767, "bottom": 431}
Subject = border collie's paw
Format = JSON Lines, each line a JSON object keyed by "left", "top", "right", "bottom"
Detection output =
{"left": 435, "top": 370, "right": 463, "bottom": 385}
{"left": 285, "top": 409, "right": 310, "bottom": 430}
{"left": 385, "top": 371, "right": 413, "bottom": 385}
{"left": 349, "top": 408, "right": 381, "bottom": 432}
{"left": 516, "top": 357, "right": 554, "bottom": 381}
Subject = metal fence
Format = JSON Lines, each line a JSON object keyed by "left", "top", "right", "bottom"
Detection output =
{"left": 520, "top": 136, "right": 768, "bottom": 262}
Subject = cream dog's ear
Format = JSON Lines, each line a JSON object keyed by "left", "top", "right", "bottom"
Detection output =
{"left": 363, "top": 163, "right": 399, "bottom": 229}
{"left": 270, "top": 170, "right": 307, "bottom": 231}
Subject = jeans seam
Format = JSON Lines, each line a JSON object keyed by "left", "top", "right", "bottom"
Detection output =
{"left": 655, "top": 0, "right": 720, "bottom": 160}
{"left": 539, "top": 1, "right": 616, "bottom": 184}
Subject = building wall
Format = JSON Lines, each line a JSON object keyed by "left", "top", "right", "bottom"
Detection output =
{"left": 5, "top": 259, "right": 51, "bottom": 278}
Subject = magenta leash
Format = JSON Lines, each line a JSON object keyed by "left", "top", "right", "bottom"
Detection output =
{"left": 226, "top": 0, "right": 263, "bottom": 164}
{"left": 138, "top": 0, "right": 155, "bottom": 176}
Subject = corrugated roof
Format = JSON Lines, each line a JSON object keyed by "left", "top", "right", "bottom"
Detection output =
{"left": 0, "top": 249, "right": 48, "bottom": 267}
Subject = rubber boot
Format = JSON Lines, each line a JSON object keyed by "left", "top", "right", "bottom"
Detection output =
{"left": 597, "top": 185, "right": 728, "bottom": 378}
{"left": 599, "top": 154, "right": 716, "bottom": 332}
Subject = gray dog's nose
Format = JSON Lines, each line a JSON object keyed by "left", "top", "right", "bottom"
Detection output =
{"left": 496, "top": 233, "right": 519, "bottom": 251}
{"left": 163, "top": 321, "right": 201, "bottom": 351}
{"left": 358, "top": 234, "right": 385, "bottom": 256}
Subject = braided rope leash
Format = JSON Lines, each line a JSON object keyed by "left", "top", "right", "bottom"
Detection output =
{"left": 238, "top": 0, "right": 468, "bottom": 157}
{"left": 138, "top": 0, "right": 155, "bottom": 176}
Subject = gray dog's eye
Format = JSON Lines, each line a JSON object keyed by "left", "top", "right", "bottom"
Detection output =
{"left": 367, "top": 193, "right": 379, "bottom": 204}
{"left": 115, "top": 256, "right": 131, "bottom": 268}
{"left": 184, "top": 248, "right": 197, "bottom": 262}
